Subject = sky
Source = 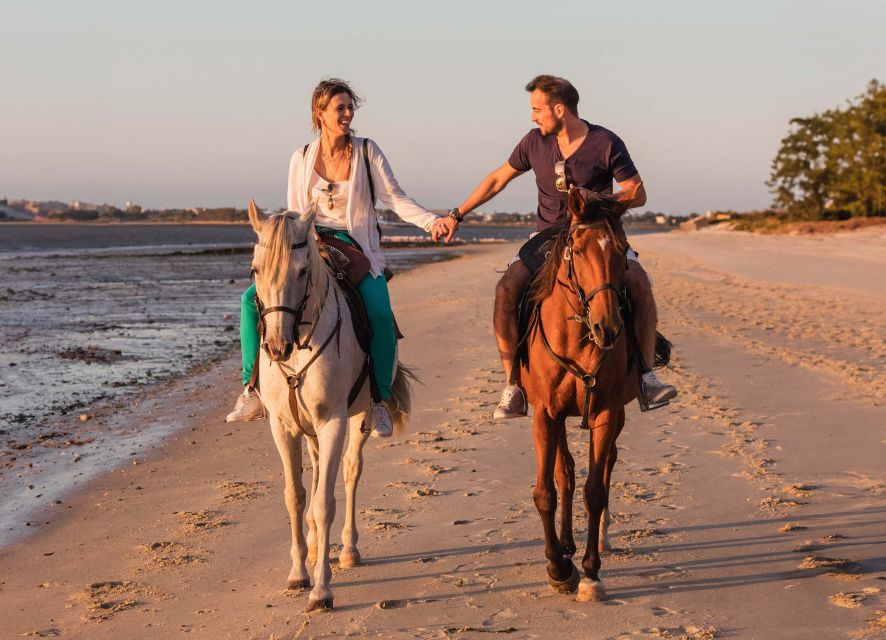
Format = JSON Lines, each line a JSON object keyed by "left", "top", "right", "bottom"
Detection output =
{"left": 1, "top": 0, "right": 884, "bottom": 215}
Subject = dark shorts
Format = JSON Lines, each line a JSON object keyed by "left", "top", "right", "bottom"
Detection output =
{"left": 516, "top": 225, "right": 563, "bottom": 275}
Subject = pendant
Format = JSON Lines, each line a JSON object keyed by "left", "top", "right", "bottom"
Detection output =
{"left": 325, "top": 183, "right": 335, "bottom": 211}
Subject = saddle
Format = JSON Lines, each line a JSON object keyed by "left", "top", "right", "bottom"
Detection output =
{"left": 316, "top": 232, "right": 404, "bottom": 406}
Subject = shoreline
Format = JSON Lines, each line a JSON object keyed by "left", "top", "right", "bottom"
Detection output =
{"left": 2, "top": 236, "right": 884, "bottom": 638}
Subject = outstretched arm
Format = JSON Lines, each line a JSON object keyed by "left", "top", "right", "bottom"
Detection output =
{"left": 437, "top": 162, "right": 525, "bottom": 242}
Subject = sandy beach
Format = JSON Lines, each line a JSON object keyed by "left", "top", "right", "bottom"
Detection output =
{"left": 1, "top": 229, "right": 884, "bottom": 639}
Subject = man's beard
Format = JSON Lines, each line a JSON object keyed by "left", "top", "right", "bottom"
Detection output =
{"left": 540, "top": 118, "right": 564, "bottom": 137}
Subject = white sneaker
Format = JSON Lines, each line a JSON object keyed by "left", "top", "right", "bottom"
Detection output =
{"left": 367, "top": 402, "right": 393, "bottom": 438}
{"left": 225, "top": 387, "right": 265, "bottom": 422}
{"left": 493, "top": 384, "right": 528, "bottom": 419}
{"left": 639, "top": 371, "right": 677, "bottom": 412}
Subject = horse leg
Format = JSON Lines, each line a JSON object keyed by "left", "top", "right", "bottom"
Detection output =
{"left": 599, "top": 412, "right": 625, "bottom": 553}
{"left": 577, "top": 408, "right": 619, "bottom": 603}
{"left": 599, "top": 443, "right": 617, "bottom": 553}
{"left": 305, "top": 440, "right": 320, "bottom": 567}
{"left": 554, "top": 427, "right": 576, "bottom": 558}
{"left": 339, "top": 413, "right": 369, "bottom": 568}
{"left": 269, "top": 420, "right": 311, "bottom": 590}
{"left": 306, "top": 417, "right": 348, "bottom": 612}
{"left": 532, "top": 409, "right": 579, "bottom": 594}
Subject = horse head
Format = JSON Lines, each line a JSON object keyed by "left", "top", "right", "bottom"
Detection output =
{"left": 565, "top": 187, "right": 631, "bottom": 350}
{"left": 248, "top": 199, "right": 317, "bottom": 361}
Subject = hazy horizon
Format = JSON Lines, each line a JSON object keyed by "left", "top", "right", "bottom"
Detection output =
{"left": 2, "top": 1, "right": 884, "bottom": 215}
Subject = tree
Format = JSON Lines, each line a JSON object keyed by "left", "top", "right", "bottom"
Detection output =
{"left": 768, "top": 79, "right": 885, "bottom": 219}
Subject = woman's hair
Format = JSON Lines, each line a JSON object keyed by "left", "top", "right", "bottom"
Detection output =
{"left": 311, "top": 78, "right": 363, "bottom": 133}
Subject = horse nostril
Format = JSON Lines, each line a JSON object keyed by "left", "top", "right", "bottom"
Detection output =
{"left": 282, "top": 343, "right": 293, "bottom": 360}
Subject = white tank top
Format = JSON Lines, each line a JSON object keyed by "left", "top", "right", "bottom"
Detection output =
{"left": 309, "top": 170, "right": 350, "bottom": 230}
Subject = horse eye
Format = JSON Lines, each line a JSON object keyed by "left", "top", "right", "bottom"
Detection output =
{"left": 295, "top": 267, "right": 307, "bottom": 277}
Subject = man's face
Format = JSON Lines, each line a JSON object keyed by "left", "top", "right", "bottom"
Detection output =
{"left": 530, "top": 89, "right": 563, "bottom": 136}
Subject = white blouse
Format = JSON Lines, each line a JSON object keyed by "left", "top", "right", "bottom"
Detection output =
{"left": 287, "top": 137, "right": 440, "bottom": 278}
{"left": 309, "top": 170, "right": 350, "bottom": 230}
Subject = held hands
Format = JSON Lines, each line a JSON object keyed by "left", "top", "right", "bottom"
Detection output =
{"left": 431, "top": 217, "right": 459, "bottom": 243}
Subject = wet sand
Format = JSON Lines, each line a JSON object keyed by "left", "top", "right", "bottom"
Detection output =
{"left": 1, "top": 230, "right": 884, "bottom": 639}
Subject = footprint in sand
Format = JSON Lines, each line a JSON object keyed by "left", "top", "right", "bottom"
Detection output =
{"left": 76, "top": 580, "right": 171, "bottom": 622}
{"left": 828, "top": 588, "right": 880, "bottom": 609}
{"left": 412, "top": 486, "right": 441, "bottom": 499}
{"left": 426, "top": 464, "right": 454, "bottom": 476}
{"left": 140, "top": 541, "right": 206, "bottom": 570}
{"left": 217, "top": 480, "right": 270, "bottom": 502}
{"left": 783, "top": 482, "right": 817, "bottom": 498}
{"left": 636, "top": 624, "right": 719, "bottom": 639}
{"left": 174, "top": 509, "right": 233, "bottom": 536}
{"left": 798, "top": 556, "right": 861, "bottom": 577}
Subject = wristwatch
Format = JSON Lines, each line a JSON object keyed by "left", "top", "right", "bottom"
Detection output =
{"left": 448, "top": 207, "right": 464, "bottom": 222}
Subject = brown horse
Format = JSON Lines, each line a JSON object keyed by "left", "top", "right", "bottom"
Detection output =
{"left": 520, "top": 187, "right": 642, "bottom": 603}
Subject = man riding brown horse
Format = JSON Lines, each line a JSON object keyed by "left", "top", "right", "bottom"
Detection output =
{"left": 438, "top": 74, "right": 677, "bottom": 416}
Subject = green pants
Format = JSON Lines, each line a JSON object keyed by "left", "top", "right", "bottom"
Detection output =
{"left": 240, "top": 275, "right": 396, "bottom": 400}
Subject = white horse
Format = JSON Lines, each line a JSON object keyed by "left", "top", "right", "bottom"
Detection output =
{"left": 248, "top": 200, "right": 413, "bottom": 611}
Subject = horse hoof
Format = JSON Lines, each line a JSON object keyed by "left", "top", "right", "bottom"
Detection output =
{"left": 338, "top": 549, "right": 362, "bottom": 568}
{"left": 306, "top": 597, "right": 333, "bottom": 612}
{"left": 576, "top": 578, "right": 607, "bottom": 602}
{"left": 548, "top": 563, "right": 580, "bottom": 594}
{"left": 287, "top": 578, "right": 311, "bottom": 591}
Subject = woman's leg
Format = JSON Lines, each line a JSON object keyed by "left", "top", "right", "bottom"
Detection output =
{"left": 240, "top": 283, "right": 260, "bottom": 386}
{"left": 357, "top": 274, "right": 395, "bottom": 401}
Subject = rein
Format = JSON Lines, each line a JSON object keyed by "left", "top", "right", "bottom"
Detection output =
{"left": 535, "top": 222, "right": 626, "bottom": 430}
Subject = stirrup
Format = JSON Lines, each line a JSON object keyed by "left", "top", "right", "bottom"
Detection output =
{"left": 638, "top": 396, "right": 670, "bottom": 412}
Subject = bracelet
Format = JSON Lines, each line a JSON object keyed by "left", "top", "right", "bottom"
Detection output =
{"left": 448, "top": 207, "right": 464, "bottom": 222}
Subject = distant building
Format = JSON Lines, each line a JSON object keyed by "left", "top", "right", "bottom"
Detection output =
{"left": 680, "top": 216, "right": 708, "bottom": 232}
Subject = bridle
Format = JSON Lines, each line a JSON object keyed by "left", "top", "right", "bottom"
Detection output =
{"left": 558, "top": 222, "right": 626, "bottom": 335}
{"left": 255, "top": 238, "right": 314, "bottom": 351}
{"left": 534, "top": 221, "right": 627, "bottom": 430}
{"left": 253, "top": 235, "right": 343, "bottom": 438}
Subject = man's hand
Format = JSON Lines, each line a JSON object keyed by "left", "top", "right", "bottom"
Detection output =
{"left": 431, "top": 217, "right": 459, "bottom": 243}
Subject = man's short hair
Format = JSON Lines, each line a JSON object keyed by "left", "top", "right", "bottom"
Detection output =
{"left": 525, "top": 75, "right": 579, "bottom": 116}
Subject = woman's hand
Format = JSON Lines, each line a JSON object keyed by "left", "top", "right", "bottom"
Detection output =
{"left": 431, "top": 217, "right": 458, "bottom": 243}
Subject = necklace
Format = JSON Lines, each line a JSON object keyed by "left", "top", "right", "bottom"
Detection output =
{"left": 320, "top": 141, "right": 349, "bottom": 211}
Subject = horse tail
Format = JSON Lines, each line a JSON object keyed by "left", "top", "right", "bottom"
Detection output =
{"left": 389, "top": 363, "right": 418, "bottom": 436}
{"left": 654, "top": 331, "right": 673, "bottom": 369}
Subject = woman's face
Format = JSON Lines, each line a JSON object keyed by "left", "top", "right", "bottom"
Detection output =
{"left": 317, "top": 92, "right": 354, "bottom": 136}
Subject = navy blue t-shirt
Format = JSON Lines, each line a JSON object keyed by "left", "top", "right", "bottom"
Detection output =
{"left": 508, "top": 121, "right": 638, "bottom": 230}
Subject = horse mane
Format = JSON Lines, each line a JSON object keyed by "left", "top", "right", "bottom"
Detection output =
{"left": 261, "top": 214, "right": 293, "bottom": 290}
{"left": 260, "top": 212, "right": 330, "bottom": 295}
{"left": 530, "top": 191, "right": 629, "bottom": 304}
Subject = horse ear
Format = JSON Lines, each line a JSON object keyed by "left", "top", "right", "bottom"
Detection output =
{"left": 567, "top": 188, "right": 586, "bottom": 217}
{"left": 298, "top": 202, "right": 318, "bottom": 226}
{"left": 248, "top": 198, "right": 264, "bottom": 233}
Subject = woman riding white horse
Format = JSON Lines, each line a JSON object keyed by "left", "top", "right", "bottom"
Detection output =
{"left": 227, "top": 78, "right": 449, "bottom": 434}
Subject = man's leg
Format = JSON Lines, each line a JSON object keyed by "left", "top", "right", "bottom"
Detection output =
{"left": 493, "top": 260, "right": 531, "bottom": 418}
{"left": 494, "top": 260, "right": 532, "bottom": 384}
{"left": 624, "top": 260, "right": 677, "bottom": 410}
